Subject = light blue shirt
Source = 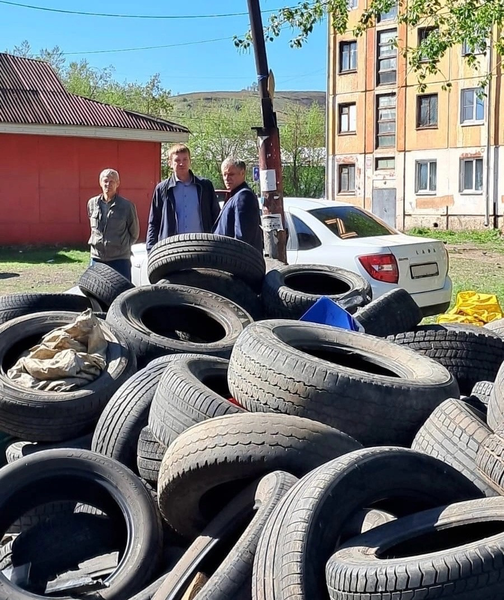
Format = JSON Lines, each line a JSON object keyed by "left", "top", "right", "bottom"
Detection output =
{"left": 173, "top": 178, "right": 202, "bottom": 234}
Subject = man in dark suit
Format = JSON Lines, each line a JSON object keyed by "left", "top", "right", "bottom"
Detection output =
{"left": 213, "top": 157, "right": 264, "bottom": 253}
{"left": 146, "top": 143, "right": 220, "bottom": 252}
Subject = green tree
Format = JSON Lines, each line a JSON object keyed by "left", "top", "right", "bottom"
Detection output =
{"left": 235, "top": 0, "right": 499, "bottom": 89}
{"left": 171, "top": 98, "right": 261, "bottom": 185}
{"left": 280, "top": 102, "right": 325, "bottom": 198}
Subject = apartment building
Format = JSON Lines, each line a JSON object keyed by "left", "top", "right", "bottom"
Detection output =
{"left": 326, "top": 3, "right": 502, "bottom": 230}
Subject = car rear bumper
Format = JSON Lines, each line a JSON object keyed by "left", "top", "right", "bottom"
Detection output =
{"left": 410, "top": 276, "right": 452, "bottom": 316}
{"left": 369, "top": 276, "right": 452, "bottom": 317}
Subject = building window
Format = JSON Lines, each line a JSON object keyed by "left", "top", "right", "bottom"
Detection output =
{"left": 339, "top": 103, "right": 356, "bottom": 133}
{"left": 417, "top": 94, "right": 438, "bottom": 128}
{"left": 376, "top": 94, "right": 396, "bottom": 148}
{"left": 378, "top": 2, "right": 397, "bottom": 22}
{"left": 347, "top": 0, "right": 358, "bottom": 9}
{"left": 377, "top": 30, "right": 397, "bottom": 85}
{"left": 340, "top": 41, "right": 357, "bottom": 72}
{"left": 460, "top": 158, "right": 483, "bottom": 192}
{"left": 375, "top": 157, "right": 395, "bottom": 170}
{"left": 338, "top": 164, "right": 356, "bottom": 194}
{"left": 415, "top": 160, "right": 437, "bottom": 193}
{"left": 461, "top": 89, "right": 485, "bottom": 123}
{"left": 462, "top": 40, "right": 487, "bottom": 55}
{"left": 418, "top": 27, "right": 437, "bottom": 61}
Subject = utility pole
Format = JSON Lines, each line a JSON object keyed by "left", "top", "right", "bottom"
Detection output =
{"left": 247, "top": 0, "right": 287, "bottom": 263}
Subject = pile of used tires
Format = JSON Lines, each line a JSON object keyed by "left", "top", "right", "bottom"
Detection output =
{"left": 1, "top": 232, "right": 504, "bottom": 599}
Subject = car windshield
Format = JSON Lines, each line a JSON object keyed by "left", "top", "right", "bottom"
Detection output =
{"left": 309, "top": 206, "right": 395, "bottom": 239}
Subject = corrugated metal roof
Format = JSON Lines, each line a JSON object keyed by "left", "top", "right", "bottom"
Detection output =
{"left": 0, "top": 53, "right": 189, "bottom": 133}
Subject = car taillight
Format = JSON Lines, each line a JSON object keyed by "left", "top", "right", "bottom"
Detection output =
{"left": 358, "top": 253, "right": 399, "bottom": 284}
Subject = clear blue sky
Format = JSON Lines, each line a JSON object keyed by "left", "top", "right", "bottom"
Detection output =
{"left": 0, "top": 0, "right": 327, "bottom": 95}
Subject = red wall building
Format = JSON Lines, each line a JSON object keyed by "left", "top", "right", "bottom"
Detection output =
{"left": 0, "top": 53, "right": 189, "bottom": 245}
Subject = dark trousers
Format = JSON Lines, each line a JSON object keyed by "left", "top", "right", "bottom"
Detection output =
{"left": 90, "top": 258, "right": 132, "bottom": 281}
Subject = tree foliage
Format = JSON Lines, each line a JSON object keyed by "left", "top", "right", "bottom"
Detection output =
{"left": 235, "top": 0, "right": 499, "bottom": 89}
{"left": 280, "top": 102, "right": 325, "bottom": 198}
{"left": 171, "top": 99, "right": 325, "bottom": 196}
{"left": 6, "top": 41, "right": 172, "bottom": 118}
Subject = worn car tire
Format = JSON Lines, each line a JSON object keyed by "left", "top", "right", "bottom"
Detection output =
{"left": 262, "top": 264, "right": 371, "bottom": 319}
{"left": 157, "top": 412, "right": 361, "bottom": 539}
{"left": 5, "top": 513, "right": 124, "bottom": 594}
{"left": 471, "top": 380, "right": 494, "bottom": 405}
{"left": 91, "top": 355, "right": 175, "bottom": 473}
{"left": 326, "top": 497, "right": 504, "bottom": 599}
{"left": 476, "top": 425, "right": 504, "bottom": 494}
{"left": 354, "top": 287, "right": 423, "bottom": 337}
{"left": 0, "top": 448, "right": 163, "bottom": 600}
{"left": 137, "top": 427, "right": 166, "bottom": 485}
{"left": 106, "top": 285, "right": 253, "bottom": 367}
{"left": 153, "top": 471, "right": 297, "bottom": 600}
{"left": 388, "top": 323, "right": 504, "bottom": 395}
{"left": 411, "top": 398, "right": 495, "bottom": 496}
{"left": 148, "top": 354, "right": 243, "bottom": 448}
{"left": 485, "top": 317, "right": 504, "bottom": 337}
{"left": 0, "top": 293, "right": 92, "bottom": 325}
{"left": 147, "top": 233, "right": 266, "bottom": 290}
{"left": 487, "top": 362, "right": 504, "bottom": 431}
{"left": 0, "top": 311, "right": 136, "bottom": 441}
{"left": 78, "top": 262, "right": 134, "bottom": 310}
{"left": 158, "top": 268, "right": 263, "bottom": 321}
{"left": 6, "top": 433, "right": 92, "bottom": 464}
{"left": 228, "top": 319, "right": 459, "bottom": 446}
{"left": 251, "top": 446, "right": 482, "bottom": 600}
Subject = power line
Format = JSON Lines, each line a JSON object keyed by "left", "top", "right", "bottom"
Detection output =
{"left": 0, "top": 0, "right": 281, "bottom": 19}
{"left": 62, "top": 36, "right": 234, "bottom": 56}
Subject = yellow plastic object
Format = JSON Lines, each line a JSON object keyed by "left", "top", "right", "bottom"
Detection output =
{"left": 437, "top": 290, "right": 503, "bottom": 326}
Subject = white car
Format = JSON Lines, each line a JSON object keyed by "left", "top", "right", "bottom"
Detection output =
{"left": 283, "top": 197, "right": 451, "bottom": 317}
{"left": 131, "top": 197, "right": 452, "bottom": 317}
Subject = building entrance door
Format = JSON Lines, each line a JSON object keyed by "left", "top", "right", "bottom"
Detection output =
{"left": 372, "top": 188, "right": 396, "bottom": 228}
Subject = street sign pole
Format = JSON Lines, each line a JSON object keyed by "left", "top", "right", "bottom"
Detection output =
{"left": 247, "top": 0, "right": 287, "bottom": 263}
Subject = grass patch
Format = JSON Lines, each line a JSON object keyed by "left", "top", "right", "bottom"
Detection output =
{"left": 0, "top": 246, "right": 89, "bottom": 265}
{"left": 407, "top": 227, "right": 504, "bottom": 252}
{"left": 0, "top": 246, "right": 89, "bottom": 294}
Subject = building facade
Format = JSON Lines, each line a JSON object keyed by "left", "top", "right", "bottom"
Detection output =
{"left": 326, "top": 4, "right": 502, "bottom": 230}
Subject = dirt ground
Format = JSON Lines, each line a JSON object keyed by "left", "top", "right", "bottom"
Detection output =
{"left": 0, "top": 263, "right": 86, "bottom": 294}
{"left": 448, "top": 244, "right": 504, "bottom": 264}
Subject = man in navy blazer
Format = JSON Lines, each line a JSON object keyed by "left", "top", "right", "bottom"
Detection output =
{"left": 213, "top": 157, "right": 264, "bottom": 254}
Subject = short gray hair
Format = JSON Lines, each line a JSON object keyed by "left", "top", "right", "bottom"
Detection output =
{"left": 99, "top": 168, "right": 120, "bottom": 182}
{"left": 221, "top": 157, "right": 246, "bottom": 171}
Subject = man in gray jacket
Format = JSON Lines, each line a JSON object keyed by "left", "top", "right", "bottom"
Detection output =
{"left": 87, "top": 168, "right": 139, "bottom": 281}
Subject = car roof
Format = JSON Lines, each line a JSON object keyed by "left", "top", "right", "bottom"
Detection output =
{"left": 284, "top": 197, "right": 356, "bottom": 211}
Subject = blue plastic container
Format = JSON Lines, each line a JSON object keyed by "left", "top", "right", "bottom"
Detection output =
{"left": 299, "top": 296, "right": 362, "bottom": 331}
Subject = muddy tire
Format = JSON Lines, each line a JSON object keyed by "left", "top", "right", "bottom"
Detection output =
{"left": 91, "top": 355, "right": 176, "bottom": 473}
{"left": 326, "top": 497, "right": 504, "bottom": 600}
{"left": 251, "top": 447, "right": 482, "bottom": 600}
{"left": 228, "top": 319, "right": 459, "bottom": 446}
{"left": 148, "top": 354, "right": 243, "bottom": 448}
{"left": 388, "top": 323, "right": 504, "bottom": 395}
{"left": 411, "top": 398, "right": 494, "bottom": 496}
{"left": 106, "top": 285, "right": 253, "bottom": 367}
{"left": 78, "top": 262, "right": 134, "bottom": 310}
{"left": 0, "top": 311, "right": 136, "bottom": 441}
{"left": 0, "top": 448, "right": 163, "bottom": 600}
{"left": 157, "top": 413, "right": 361, "bottom": 539}
{"left": 262, "top": 264, "right": 370, "bottom": 319}
{"left": 147, "top": 234, "right": 265, "bottom": 290}
{"left": 354, "top": 287, "right": 423, "bottom": 337}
